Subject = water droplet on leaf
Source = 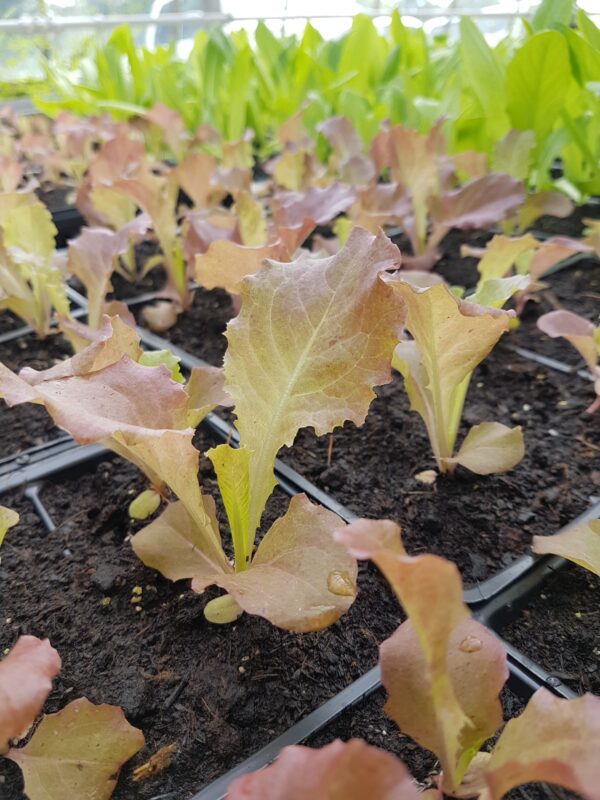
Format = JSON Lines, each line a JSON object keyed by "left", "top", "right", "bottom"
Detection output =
{"left": 459, "top": 634, "right": 482, "bottom": 653}
{"left": 327, "top": 570, "right": 354, "bottom": 597}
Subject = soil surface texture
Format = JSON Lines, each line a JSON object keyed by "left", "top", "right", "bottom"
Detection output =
{"left": 0, "top": 427, "right": 402, "bottom": 799}
{"left": 501, "top": 563, "right": 600, "bottom": 696}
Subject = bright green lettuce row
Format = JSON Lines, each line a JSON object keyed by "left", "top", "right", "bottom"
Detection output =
{"left": 32, "top": 3, "right": 600, "bottom": 195}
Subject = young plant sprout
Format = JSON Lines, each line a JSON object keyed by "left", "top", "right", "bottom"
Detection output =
{"left": 389, "top": 280, "right": 525, "bottom": 475}
{"left": 0, "top": 635, "right": 143, "bottom": 800}
{"left": 537, "top": 309, "right": 600, "bottom": 414}
{"left": 368, "top": 123, "right": 525, "bottom": 269}
{"left": 0, "top": 229, "right": 404, "bottom": 630}
{"left": 533, "top": 519, "right": 600, "bottom": 578}
{"left": 226, "top": 518, "right": 600, "bottom": 799}
{"left": 0, "top": 194, "right": 70, "bottom": 337}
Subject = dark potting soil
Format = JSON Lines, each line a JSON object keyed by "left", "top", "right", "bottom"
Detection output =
{"left": 133, "top": 286, "right": 234, "bottom": 367}
{"left": 501, "top": 563, "right": 600, "bottom": 696}
{"left": 507, "top": 257, "right": 600, "bottom": 370}
{"left": 307, "top": 687, "right": 580, "bottom": 799}
{"left": 108, "top": 241, "right": 168, "bottom": 300}
{"left": 531, "top": 201, "right": 599, "bottom": 238}
{"left": 279, "top": 350, "right": 600, "bottom": 587}
{"left": 0, "top": 431, "right": 403, "bottom": 800}
{"left": 0, "top": 331, "right": 72, "bottom": 455}
{"left": 0, "top": 310, "right": 28, "bottom": 336}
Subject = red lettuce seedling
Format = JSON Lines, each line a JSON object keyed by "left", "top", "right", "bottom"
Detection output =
{"left": 67, "top": 218, "right": 150, "bottom": 330}
{"left": 227, "top": 739, "right": 423, "bottom": 799}
{"left": 338, "top": 519, "right": 600, "bottom": 798}
{"left": 227, "top": 521, "right": 600, "bottom": 798}
{"left": 537, "top": 309, "right": 600, "bottom": 413}
{"left": 533, "top": 519, "right": 600, "bottom": 577}
{"left": 463, "top": 232, "right": 594, "bottom": 286}
{"left": 370, "top": 123, "right": 524, "bottom": 269}
{"left": 388, "top": 280, "right": 524, "bottom": 475}
{"left": 0, "top": 635, "right": 144, "bottom": 800}
{"left": 0, "top": 230, "right": 404, "bottom": 631}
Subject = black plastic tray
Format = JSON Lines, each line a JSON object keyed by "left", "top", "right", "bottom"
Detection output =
{"left": 51, "top": 205, "right": 85, "bottom": 249}
{"left": 0, "top": 246, "right": 597, "bottom": 799}
{"left": 0, "top": 415, "right": 582, "bottom": 800}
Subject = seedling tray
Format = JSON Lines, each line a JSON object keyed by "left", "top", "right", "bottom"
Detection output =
{"left": 51, "top": 204, "right": 85, "bottom": 248}
{"left": 0, "top": 415, "right": 580, "bottom": 800}
{"left": 0, "top": 219, "right": 597, "bottom": 798}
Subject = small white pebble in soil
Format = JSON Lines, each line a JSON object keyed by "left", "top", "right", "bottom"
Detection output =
{"left": 415, "top": 469, "right": 437, "bottom": 485}
{"left": 63, "top": 548, "right": 72, "bottom": 558}
{"left": 522, "top": 404, "right": 531, "bottom": 412}
{"left": 557, "top": 400, "right": 569, "bottom": 407}
{"left": 127, "top": 488, "right": 135, "bottom": 495}
{"left": 575, "top": 611, "right": 582, "bottom": 620}
{"left": 5, "top": 618, "right": 11, "bottom": 624}
{"left": 101, "top": 597, "right": 111, "bottom": 607}
{"left": 548, "top": 429, "right": 559, "bottom": 437}
{"left": 241, "top": 655, "right": 250, "bottom": 662}
{"left": 541, "top": 594, "right": 547, "bottom": 599}
{"left": 238, "top": 666, "right": 246, "bottom": 674}
{"left": 476, "top": 381, "right": 484, "bottom": 388}
{"left": 3, "top": 648, "right": 9, "bottom": 655}
{"left": 135, "top": 606, "right": 143, "bottom": 613}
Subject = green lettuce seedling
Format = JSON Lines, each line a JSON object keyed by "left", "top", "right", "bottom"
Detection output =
{"left": 0, "top": 194, "right": 70, "bottom": 337}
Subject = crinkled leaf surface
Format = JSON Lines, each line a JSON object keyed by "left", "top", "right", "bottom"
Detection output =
{"left": 223, "top": 227, "right": 403, "bottom": 555}
{"left": 226, "top": 739, "right": 421, "bottom": 800}
{"left": 390, "top": 283, "right": 510, "bottom": 394}
{"left": 533, "top": 519, "right": 600, "bottom": 577}
{"left": 7, "top": 697, "right": 144, "bottom": 800}
{"left": 192, "top": 494, "right": 356, "bottom": 632}
{"left": 483, "top": 689, "right": 600, "bottom": 799}
{"left": 337, "top": 519, "right": 507, "bottom": 791}
{"left": 0, "top": 636, "right": 61, "bottom": 751}
{"left": 0, "top": 357, "right": 190, "bottom": 442}
{"left": 27, "top": 316, "right": 141, "bottom": 382}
